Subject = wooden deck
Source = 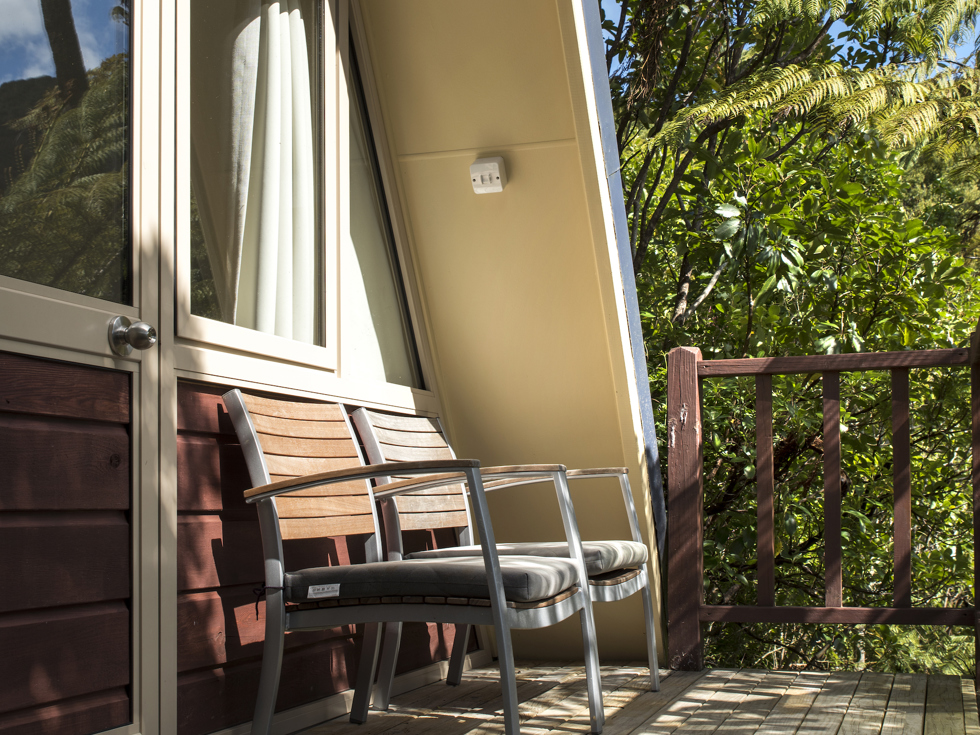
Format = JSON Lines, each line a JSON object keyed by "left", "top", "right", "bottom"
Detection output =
{"left": 309, "top": 664, "right": 980, "bottom": 735}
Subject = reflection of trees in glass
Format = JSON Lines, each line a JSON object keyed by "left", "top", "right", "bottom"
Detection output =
{"left": 0, "top": 52, "right": 130, "bottom": 303}
{"left": 39, "top": 0, "right": 89, "bottom": 109}
{"left": 190, "top": 188, "right": 221, "bottom": 320}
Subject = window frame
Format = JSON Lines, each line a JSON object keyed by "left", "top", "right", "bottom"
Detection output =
{"left": 174, "top": 0, "right": 438, "bottom": 407}
{"left": 342, "top": 0, "right": 438, "bottom": 392}
{"left": 175, "top": 0, "right": 335, "bottom": 370}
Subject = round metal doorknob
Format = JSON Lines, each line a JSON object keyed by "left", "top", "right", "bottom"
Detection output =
{"left": 109, "top": 316, "right": 158, "bottom": 356}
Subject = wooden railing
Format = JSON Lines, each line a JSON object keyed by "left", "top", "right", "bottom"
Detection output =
{"left": 665, "top": 334, "right": 980, "bottom": 676}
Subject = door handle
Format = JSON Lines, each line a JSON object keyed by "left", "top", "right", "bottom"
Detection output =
{"left": 109, "top": 316, "right": 158, "bottom": 356}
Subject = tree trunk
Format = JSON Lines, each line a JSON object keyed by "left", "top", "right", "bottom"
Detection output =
{"left": 40, "top": 0, "right": 89, "bottom": 107}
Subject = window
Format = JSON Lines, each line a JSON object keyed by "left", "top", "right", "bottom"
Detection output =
{"left": 343, "top": 44, "right": 422, "bottom": 389}
{"left": 180, "top": 0, "right": 423, "bottom": 389}
{"left": 0, "top": 0, "right": 131, "bottom": 304}
{"left": 188, "top": 0, "right": 320, "bottom": 344}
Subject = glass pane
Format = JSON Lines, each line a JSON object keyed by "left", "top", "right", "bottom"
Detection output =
{"left": 189, "top": 0, "right": 321, "bottom": 346}
{"left": 342, "top": 47, "right": 422, "bottom": 389}
{"left": 0, "top": 0, "right": 131, "bottom": 304}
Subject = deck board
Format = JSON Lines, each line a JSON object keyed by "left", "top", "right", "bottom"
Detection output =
{"left": 924, "top": 675, "right": 967, "bottom": 735}
{"left": 307, "top": 665, "right": 980, "bottom": 735}
{"left": 881, "top": 674, "right": 928, "bottom": 735}
{"left": 839, "top": 673, "right": 894, "bottom": 735}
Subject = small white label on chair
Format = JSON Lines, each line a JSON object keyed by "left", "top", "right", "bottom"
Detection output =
{"left": 308, "top": 584, "right": 340, "bottom": 599}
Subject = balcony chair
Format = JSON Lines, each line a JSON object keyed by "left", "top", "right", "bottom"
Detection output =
{"left": 350, "top": 408, "right": 660, "bottom": 709}
{"left": 221, "top": 389, "right": 605, "bottom": 735}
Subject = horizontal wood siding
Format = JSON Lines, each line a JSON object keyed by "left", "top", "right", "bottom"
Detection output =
{"left": 0, "top": 351, "right": 131, "bottom": 735}
{"left": 176, "top": 382, "right": 464, "bottom": 735}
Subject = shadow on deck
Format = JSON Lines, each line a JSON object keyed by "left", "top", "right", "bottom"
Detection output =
{"left": 311, "top": 664, "right": 980, "bottom": 735}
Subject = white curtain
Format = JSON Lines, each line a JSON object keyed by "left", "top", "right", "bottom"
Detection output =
{"left": 191, "top": 0, "right": 315, "bottom": 343}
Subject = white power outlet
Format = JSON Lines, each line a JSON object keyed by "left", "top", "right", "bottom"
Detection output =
{"left": 469, "top": 157, "right": 507, "bottom": 194}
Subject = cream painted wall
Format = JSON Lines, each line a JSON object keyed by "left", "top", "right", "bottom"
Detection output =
{"left": 359, "top": 0, "right": 662, "bottom": 661}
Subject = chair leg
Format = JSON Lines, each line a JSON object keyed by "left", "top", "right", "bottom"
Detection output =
{"left": 640, "top": 570, "right": 661, "bottom": 691}
{"left": 350, "top": 622, "right": 383, "bottom": 723}
{"left": 446, "top": 624, "right": 470, "bottom": 686}
{"left": 579, "top": 604, "right": 605, "bottom": 734}
{"left": 495, "top": 624, "right": 520, "bottom": 735}
{"left": 251, "top": 594, "right": 286, "bottom": 735}
{"left": 371, "top": 621, "right": 403, "bottom": 711}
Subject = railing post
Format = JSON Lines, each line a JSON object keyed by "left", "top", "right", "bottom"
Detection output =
{"left": 756, "top": 374, "right": 775, "bottom": 606}
{"left": 971, "top": 325, "right": 980, "bottom": 686}
{"left": 666, "top": 346, "right": 704, "bottom": 670}
{"left": 823, "top": 372, "right": 842, "bottom": 608}
{"left": 892, "top": 368, "right": 912, "bottom": 608}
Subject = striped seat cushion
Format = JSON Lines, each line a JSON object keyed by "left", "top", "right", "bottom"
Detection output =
{"left": 284, "top": 555, "right": 579, "bottom": 604}
{"left": 405, "top": 540, "right": 647, "bottom": 577}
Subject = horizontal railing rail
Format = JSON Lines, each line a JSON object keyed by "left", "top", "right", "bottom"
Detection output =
{"left": 665, "top": 334, "right": 980, "bottom": 679}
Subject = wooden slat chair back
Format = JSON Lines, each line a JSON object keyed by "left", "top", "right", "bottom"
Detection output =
{"left": 232, "top": 392, "right": 379, "bottom": 544}
{"left": 220, "top": 389, "right": 604, "bottom": 735}
{"left": 353, "top": 409, "right": 474, "bottom": 549}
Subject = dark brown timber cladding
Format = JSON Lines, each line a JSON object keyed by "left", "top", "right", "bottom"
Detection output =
{"left": 176, "top": 382, "right": 462, "bottom": 735}
{"left": 0, "top": 351, "right": 131, "bottom": 735}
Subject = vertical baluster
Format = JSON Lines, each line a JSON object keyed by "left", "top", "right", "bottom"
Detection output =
{"left": 824, "top": 372, "right": 842, "bottom": 608}
{"left": 666, "top": 346, "right": 704, "bottom": 671}
{"left": 970, "top": 327, "right": 980, "bottom": 686}
{"left": 892, "top": 368, "right": 912, "bottom": 607}
{"left": 757, "top": 374, "right": 775, "bottom": 607}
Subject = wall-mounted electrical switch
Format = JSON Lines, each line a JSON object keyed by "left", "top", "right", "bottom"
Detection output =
{"left": 470, "top": 157, "right": 506, "bottom": 194}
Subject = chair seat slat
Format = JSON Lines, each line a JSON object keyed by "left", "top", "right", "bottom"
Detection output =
{"left": 381, "top": 444, "right": 455, "bottom": 463}
{"left": 276, "top": 494, "right": 373, "bottom": 519}
{"left": 397, "top": 511, "right": 469, "bottom": 531}
{"left": 265, "top": 455, "right": 361, "bottom": 477}
{"left": 268, "top": 479, "right": 369, "bottom": 497}
{"left": 393, "top": 495, "right": 466, "bottom": 513}
{"left": 242, "top": 394, "right": 346, "bottom": 421}
{"left": 250, "top": 412, "right": 353, "bottom": 439}
{"left": 374, "top": 426, "right": 449, "bottom": 448}
{"left": 258, "top": 433, "right": 360, "bottom": 458}
{"left": 280, "top": 514, "right": 376, "bottom": 539}
{"left": 364, "top": 410, "right": 441, "bottom": 433}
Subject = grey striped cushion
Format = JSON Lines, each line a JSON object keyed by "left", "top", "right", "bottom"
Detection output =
{"left": 406, "top": 540, "right": 648, "bottom": 577}
{"left": 284, "top": 555, "right": 578, "bottom": 604}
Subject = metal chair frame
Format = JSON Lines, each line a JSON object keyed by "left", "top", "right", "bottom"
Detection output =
{"left": 222, "top": 389, "right": 605, "bottom": 735}
{"left": 350, "top": 408, "right": 661, "bottom": 707}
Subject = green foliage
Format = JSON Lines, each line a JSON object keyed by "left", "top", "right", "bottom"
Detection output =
{"left": 625, "top": 95, "right": 980, "bottom": 670}
{"left": 0, "top": 54, "right": 130, "bottom": 303}
{"left": 606, "top": 0, "right": 980, "bottom": 273}
{"left": 900, "top": 146, "right": 980, "bottom": 254}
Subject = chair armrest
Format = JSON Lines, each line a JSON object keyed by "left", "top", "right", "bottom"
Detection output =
{"left": 244, "top": 459, "right": 480, "bottom": 503}
{"left": 566, "top": 467, "right": 628, "bottom": 478}
{"left": 566, "top": 467, "right": 645, "bottom": 546}
{"left": 373, "top": 464, "right": 565, "bottom": 499}
{"left": 375, "top": 464, "right": 590, "bottom": 575}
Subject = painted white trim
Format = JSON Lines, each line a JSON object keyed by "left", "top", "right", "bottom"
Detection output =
{"left": 157, "top": 0, "right": 179, "bottom": 731}
{"left": 0, "top": 282, "right": 141, "bottom": 361}
{"left": 173, "top": 342, "right": 440, "bottom": 414}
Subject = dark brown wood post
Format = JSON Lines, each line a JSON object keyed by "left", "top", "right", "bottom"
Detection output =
{"left": 892, "top": 368, "right": 912, "bottom": 608}
{"left": 971, "top": 325, "right": 980, "bottom": 685}
{"left": 666, "top": 346, "right": 704, "bottom": 670}
{"left": 756, "top": 374, "right": 775, "bottom": 606}
{"left": 823, "top": 372, "right": 842, "bottom": 608}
